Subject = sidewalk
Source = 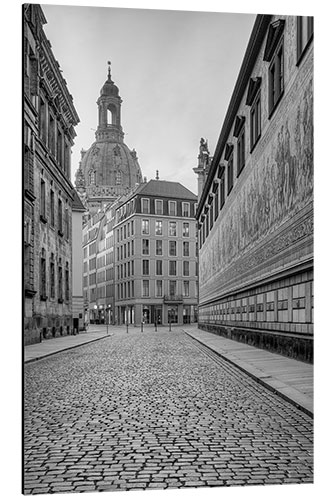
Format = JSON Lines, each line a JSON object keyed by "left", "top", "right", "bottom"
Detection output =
{"left": 24, "top": 325, "right": 111, "bottom": 364}
{"left": 182, "top": 325, "right": 313, "bottom": 417}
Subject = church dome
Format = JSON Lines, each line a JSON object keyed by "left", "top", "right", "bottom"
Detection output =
{"left": 100, "top": 77, "right": 119, "bottom": 97}
{"left": 80, "top": 141, "right": 142, "bottom": 193}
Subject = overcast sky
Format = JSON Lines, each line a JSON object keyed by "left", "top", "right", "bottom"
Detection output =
{"left": 41, "top": 3, "right": 256, "bottom": 194}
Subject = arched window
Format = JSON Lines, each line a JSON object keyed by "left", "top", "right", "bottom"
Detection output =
{"left": 116, "top": 170, "right": 122, "bottom": 185}
{"left": 89, "top": 170, "right": 96, "bottom": 185}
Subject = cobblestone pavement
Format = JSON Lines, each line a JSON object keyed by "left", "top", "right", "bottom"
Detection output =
{"left": 24, "top": 327, "right": 313, "bottom": 494}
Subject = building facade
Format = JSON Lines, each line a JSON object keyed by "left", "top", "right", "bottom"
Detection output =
{"left": 23, "top": 4, "right": 80, "bottom": 344}
{"left": 72, "top": 191, "right": 86, "bottom": 332}
{"left": 195, "top": 15, "right": 313, "bottom": 362}
{"left": 74, "top": 63, "right": 143, "bottom": 218}
{"left": 82, "top": 204, "right": 117, "bottom": 326}
{"left": 114, "top": 179, "right": 199, "bottom": 326}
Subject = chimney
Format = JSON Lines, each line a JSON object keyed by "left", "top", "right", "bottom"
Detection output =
{"left": 156, "top": 170, "right": 159, "bottom": 180}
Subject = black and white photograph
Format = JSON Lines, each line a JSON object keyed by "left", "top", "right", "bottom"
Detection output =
{"left": 16, "top": 0, "right": 325, "bottom": 498}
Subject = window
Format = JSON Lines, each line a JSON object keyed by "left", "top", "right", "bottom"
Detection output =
{"left": 65, "top": 262, "right": 69, "bottom": 301}
{"left": 156, "top": 240, "right": 162, "bottom": 256}
{"left": 142, "top": 280, "right": 149, "bottom": 297}
{"left": 182, "top": 202, "right": 190, "bottom": 217}
{"left": 58, "top": 259, "right": 63, "bottom": 302}
{"left": 183, "top": 281, "right": 189, "bottom": 297}
{"left": 237, "top": 127, "right": 245, "bottom": 176}
{"left": 40, "top": 178, "right": 46, "bottom": 221}
{"left": 183, "top": 222, "right": 189, "bottom": 237}
{"left": 57, "top": 128, "right": 63, "bottom": 168}
{"left": 169, "top": 221, "right": 177, "bottom": 237}
{"left": 142, "top": 259, "right": 149, "bottom": 275}
{"left": 40, "top": 249, "right": 47, "bottom": 300}
{"left": 58, "top": 198, "right": 63, "bottom": 235}
{"left": 227, "top": 154, "right": 234, "bottom": 194}
{"left": 169, "top": 261, "right": 177, "bottom": 276}
{"left": 183, "top": 261, "right": 189, "bottom": 276}
{"left": 124, "top": 225, "right": 127, "bottom": 239}
{"left": 50, "top": 253, "right": 55, "bottom": 299}
{"left": 155, "top": 220, "right": 162, "bottom": 235}
{"left": 155, "top": 199, "right": 163, "bottom": 215}
{"left": 156, "top": 280, "right": 163, "bottom": 297}
{"left": 141, "top": 198, "right": 150, "bottom": 214}
{"left": 210, "top": 204, "right": 214, "bottom": 230}
{"left": 250, "top": 92, "right": 261, "bottom": 151}
{"left": 88, "top": 170, "right": 95, "bottom": 185}
{"left": 169, "top": 280, "right": 177, "bottom": 296}
{"left": 142, "top": 219, "right": 149, "bottom": 234}
{"left": 64, "top": 208, "right": 69, "bottom": 240}
{"left": 50, "top": 189, "right": 55, "bottom": 227}
{"left": 183, "top": 241, "right": 189, "bottom": 257}
{"left": 214, "top": 192, "right": 219, "bottom": 220}
{"left": 169, "top": 241, "right": 177, "bottom": 256}
{"left": 220, "top": 173, "right": 225, "bottom": 209}
{"left": 297, "top": 16, "right": 314, "bottom": 61}
{"left": 142, "top": 239, "right": 149, "bottom": 255}
{"left": 169, "top": 201, "right": 176, "bottom": 216}
{"left": 268, "top": 40, "right": 284, "bottom": 116}
{"left": 48, "top": 114, "right": 55, "bottom": 155}
{"left": 156, "top": 260, "right": 163, "bottom": 275}
{"left": 39, "top": 97, "right": 47, "bottom": 144}
{"left": 116, "top": 170, "right": 122, "bottom": 185}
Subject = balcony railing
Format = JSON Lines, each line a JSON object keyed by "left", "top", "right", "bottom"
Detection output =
{"left": 163, "top": 294, "right": 183, "bottom": 303}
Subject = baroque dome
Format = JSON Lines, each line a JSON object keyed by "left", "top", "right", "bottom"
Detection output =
{"left": 80, "top": 141, "right": 142, "bottom": 194}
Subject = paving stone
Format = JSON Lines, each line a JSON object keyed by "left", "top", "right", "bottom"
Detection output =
{"left": 24, "top": 328, "right": 314, "bottom": 494}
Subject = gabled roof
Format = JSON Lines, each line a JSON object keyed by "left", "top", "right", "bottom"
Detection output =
{"left": 135, "top": 179, "right": 197, "bottom": 201}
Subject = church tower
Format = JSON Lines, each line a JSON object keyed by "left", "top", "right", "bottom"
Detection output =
{"left": 75, "top": 62, "right": 143, "bottom": 216}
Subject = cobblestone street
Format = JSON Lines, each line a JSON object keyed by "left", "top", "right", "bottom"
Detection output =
{"left": 24, "top": 327, "right": 313, "bottom": 494}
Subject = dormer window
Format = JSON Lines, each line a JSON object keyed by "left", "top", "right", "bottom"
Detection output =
{"left": 297, "top": 16, "right": 314, "bottom": 64}
{"left": 263, "top": 20, "right": 285, "bottom": 117}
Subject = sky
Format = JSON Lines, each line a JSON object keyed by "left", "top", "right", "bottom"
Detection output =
{"left": 40, "top": 2, "right": 256, "bottom": 195}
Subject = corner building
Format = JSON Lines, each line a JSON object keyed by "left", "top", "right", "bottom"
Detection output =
{"left": 23, "top": 5, "right": 80, "bottom": 344}
{"left": 114, "top": 179, "right": 199, "bottom": 326}
{"left": 196, "top": 15, "right": 313, "bottom": 362}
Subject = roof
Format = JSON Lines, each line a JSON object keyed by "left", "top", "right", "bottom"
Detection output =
{"left": 135, "top": 179, "right": 197, "bottom": 201}
{"left": 72, "top": 190, "right": 86, "bottom": 212}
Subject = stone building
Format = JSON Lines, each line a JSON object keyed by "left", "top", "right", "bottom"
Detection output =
{"left": 82, "top": 203, "right": 118, "bottom": 326}
{"left": 195, "top": 15, "right": 313, "bottom": 362}
{"left": 23, "top": 4, "right": 80, "bottom": 344}
{"left": 74, "top": 62, "right": 143, "bottom": 218}
{"left": 114, "top": 178, "right": 199, "bottom": 326}
{"left": 72, "top": 191, "right": 86, "bottom": 332}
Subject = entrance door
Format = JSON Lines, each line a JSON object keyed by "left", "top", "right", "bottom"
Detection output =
{"left": 168, "top": 307, "right": 178, "bottom": 324}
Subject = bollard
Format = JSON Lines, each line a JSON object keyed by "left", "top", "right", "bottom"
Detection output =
{"left": 141, "top": 322, "right": 143, "bottom": 332}
{"left": 154, "top": 321, "right": 157, "bottom": 332}
{"left": 126, "top": 322, "right": 129, "bottom": 333}
{"left": 169, "top": 321, "right": 171, "bottom": 332}
{"left": 107, "top": 324, "right": 108, "bottom": 335}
